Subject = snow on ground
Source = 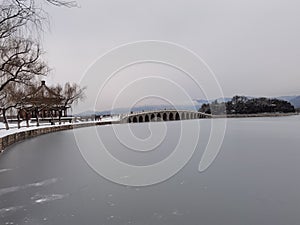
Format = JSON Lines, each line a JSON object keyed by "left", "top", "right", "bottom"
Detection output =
{"left": 99, "top": 115, "right": 120, "bottom": 122}
{"left": 0, "top": 116, "right": 121, "bottom": 138}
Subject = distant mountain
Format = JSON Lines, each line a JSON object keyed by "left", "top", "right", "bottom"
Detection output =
{"left": 75, "top": 104, "right": 202, "bottom": 117}
{"left": 276, "top": 95, "right": 300, "bottom": 108}
{"left": 277, "top": 96, "right": 298, "bottom": 102}
{"left": 75, "top": 110, "right": 97, "bottom": 117}
{"left": 194, "top": 97, "right": 232, "bottom": 104}
{"left": 97, "top": 104, "right": 202, "bottom": 115}
{"left": 193, "top": 99, "right": 209, "bottom": 105}
{"left": 290, "top": 96, "right": 300, "bottom": 108}
{"left": 76, "top": 95, "right": 300, "bottom": 116}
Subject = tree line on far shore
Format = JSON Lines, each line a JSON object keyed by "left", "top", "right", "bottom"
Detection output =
{"left": 199, "top": 95, "right": 296, "bottom": 115}
{"left": 0, "top": 0, "right": 86, "bottom": 130}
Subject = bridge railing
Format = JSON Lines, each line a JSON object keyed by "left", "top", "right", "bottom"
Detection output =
{"left": 119, "top": 110, "right": 211, "bottom": 121}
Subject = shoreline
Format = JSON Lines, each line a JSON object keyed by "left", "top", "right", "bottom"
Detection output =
{"left": 0, "top": 120, "right": 118, "bottom": 152}
{"left": 213, "top": 112, "right": 299, "bottom": 118}
{"left": 0, "top": 112, "right": 298, "bottom": 152}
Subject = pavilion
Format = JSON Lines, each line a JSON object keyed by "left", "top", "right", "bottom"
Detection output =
{"left": 19, "top": 81, "right": 70, "bottom": 123}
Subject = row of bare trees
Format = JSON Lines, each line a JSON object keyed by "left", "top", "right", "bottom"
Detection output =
{"left": 0, "top": 0, "right": 84, "bottom": 130}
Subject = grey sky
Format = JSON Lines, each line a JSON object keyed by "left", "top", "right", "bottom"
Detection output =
{"left": 42, "top": 0, "right": 300, "bottom": 111}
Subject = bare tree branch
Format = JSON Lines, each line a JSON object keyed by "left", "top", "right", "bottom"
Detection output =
{"left": 45, "top": 0, "right": 77, "bottom": 7}
{"left": 0, "top": 38, "right": 49, "bottom": 92}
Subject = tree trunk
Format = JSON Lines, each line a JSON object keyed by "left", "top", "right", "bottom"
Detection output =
{"left": 50, "top": 111, "right": 54, "bottom": 125}
{"left": 25, "top": 112, "right": 29, "bottom": 127}
{"left": 59, "top": 109, "right": 62, "bottom": 125}
{"left": 17, "top": 110, "right": 21, "bottom": 129}
{"left": 2, "top": 108, "right": 9, "bottom": 130}
{"left": 35, "top": 108, "right": 39, "bottom": 127}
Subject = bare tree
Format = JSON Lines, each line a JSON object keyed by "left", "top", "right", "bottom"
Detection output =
{"left": 59, "top": 82, "right": 86, "bottom": 123}
{"left": 0, "top": 88, "right": 11, "bottom": 129}
{"left": 0, "top": 37, "right": 49, "bottom": 92}
{"left": 62, "top": 82, "right": 85, "bottom": 108}
{"left": 0, "top": 0, "right": 42, "bottom": 41}
{"left": 0, "top": 82, "right": 24, "bottom": 129}
{"left": 57, "top": 82, "right": 85, "bottom": 124}
{"left": 0, "top": 0, "right": 76, "bottom": 91}
{"left": 0, "top": 0, "right": 76, "bottom": 40}
{"left": 45, "top": 0, "right": 76, "bottom": 7}
{"left": 0, "top": 0, "right": 77, "bottom": 128}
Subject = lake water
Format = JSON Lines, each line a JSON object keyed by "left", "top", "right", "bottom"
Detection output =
{"left": 0, "top": 116, "right": 300, "bottom": 225}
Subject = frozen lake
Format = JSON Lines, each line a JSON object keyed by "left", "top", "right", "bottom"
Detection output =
{"left": 0, "top": 116, "right": 300, "bottom": 225}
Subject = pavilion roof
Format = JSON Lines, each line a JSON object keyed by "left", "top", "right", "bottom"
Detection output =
{"left": 22, "top": 81, "right": 65, "bottom": 107}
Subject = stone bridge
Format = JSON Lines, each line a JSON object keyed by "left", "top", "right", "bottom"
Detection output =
{"left": 120, "top": 110, "right": 211, "bottom": 123}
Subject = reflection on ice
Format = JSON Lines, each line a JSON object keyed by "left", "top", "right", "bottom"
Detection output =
{"left": 0, "top": 169, "right": 12, "bottom": 174}
{"left": 0, "top": 186, "right": 20, "bottom": 197}
{"left": 171, "top": 209, "right": 183, "bottom": 216}
{"left": 0, "top": 178, "right": 58, "bottom": 196}
{"left": 106, "top": 201, "right": 115, "bottom": 207}
{"left": 31, "top": 193, "right": 69, "bottom": 204}
{"left": 0, "top": 206, "right": 24, "bottom": 217}
{"left": 25, "top": 178, "right": 58, "bottom": 188}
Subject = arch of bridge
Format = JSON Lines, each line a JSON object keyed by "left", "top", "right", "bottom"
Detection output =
{"left": 125, "top": 110, "right": 208, "bottom": 123}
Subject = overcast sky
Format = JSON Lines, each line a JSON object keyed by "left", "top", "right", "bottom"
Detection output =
{"left": 42, "top": 0, "right": 300, "bottom": 111}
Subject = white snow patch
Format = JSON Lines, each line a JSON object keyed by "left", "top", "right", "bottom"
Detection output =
{"left": 0, "top": 178, "right": 58, "bottom": 197}
{"left": 32, "top": 193, "right": 69, "bottom": 204}
{"left": 0, "top": 121, "right": 99, "bottom": 138}
{"left": 0, "top": 206, "right": 24, "bottom": 216}
{"left": 0, "top": 168, "right": 12, "bottom": 173}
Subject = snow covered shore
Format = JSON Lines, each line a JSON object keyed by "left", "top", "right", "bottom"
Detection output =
{"left": 0, "top": 121, "right": 95, "bottom": 138}
{"left": 0, "top": 116, "right": 121, "bottom": 152}
{"left": 0, "top": 115, "right": 121, "bottom": 138}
